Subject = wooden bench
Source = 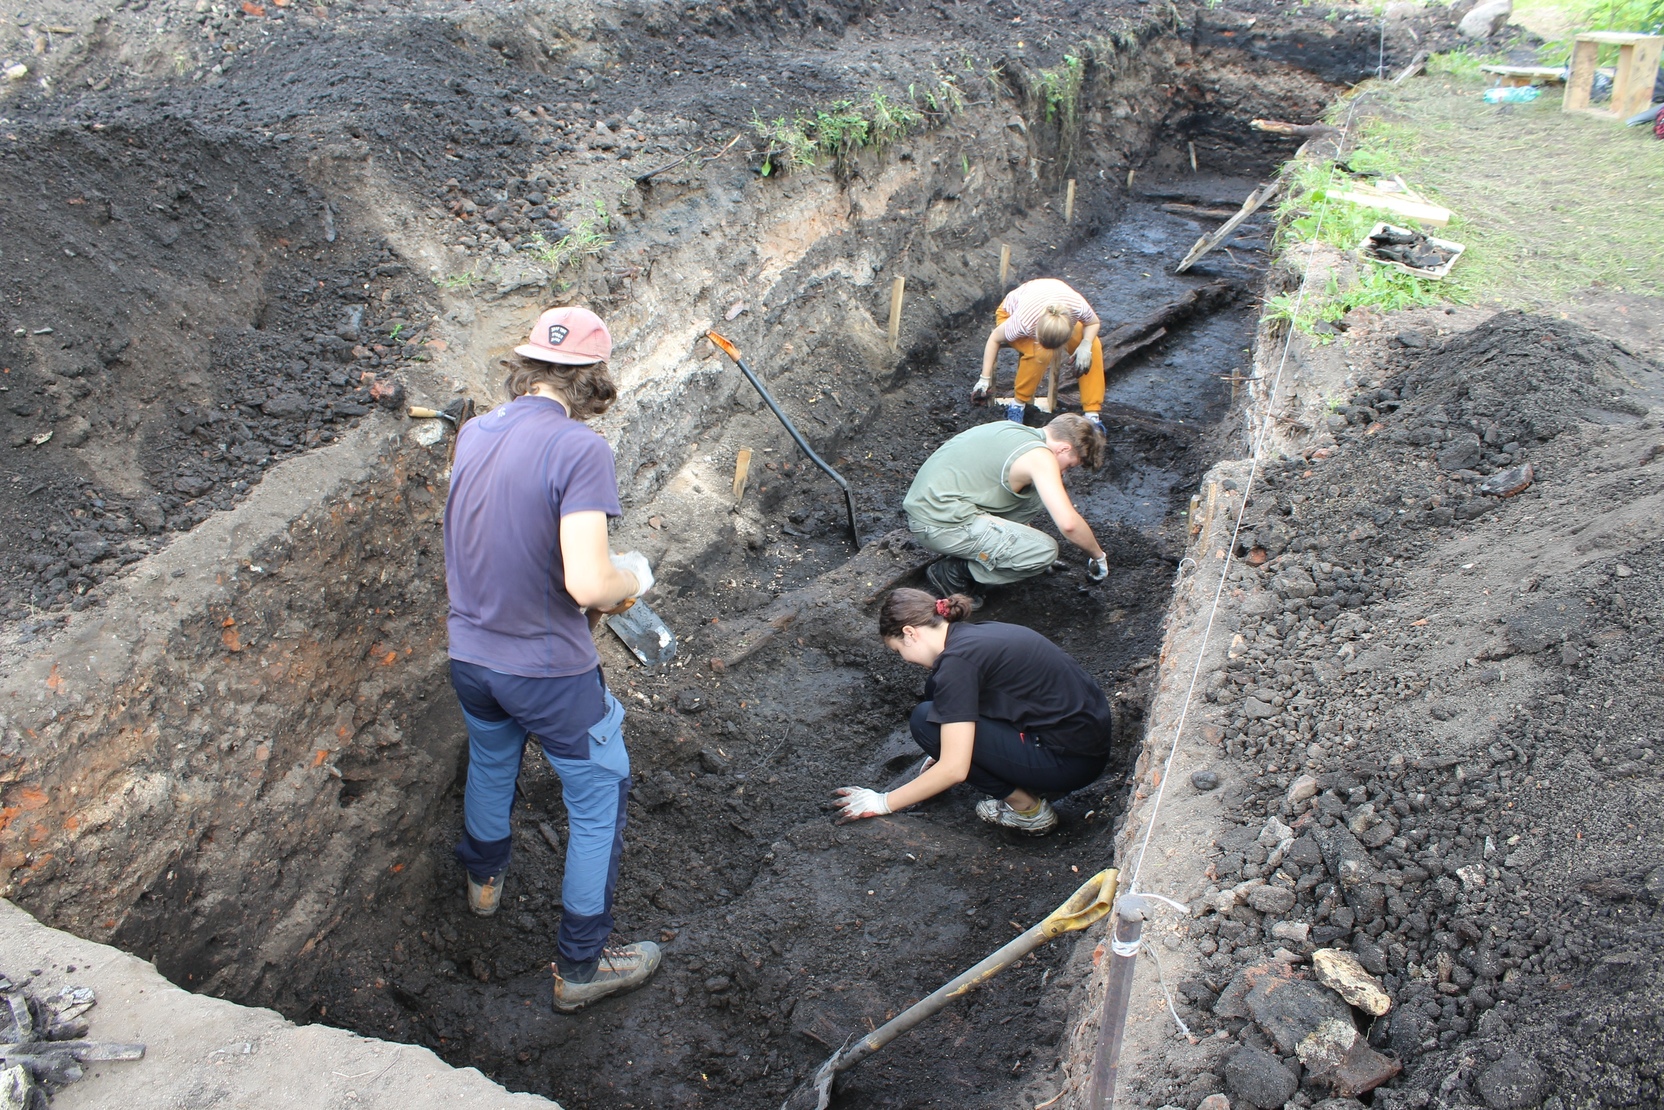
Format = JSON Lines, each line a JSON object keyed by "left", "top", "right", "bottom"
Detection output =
{"left": 1563, "top": 32, "right": 1663, "bottom": 120}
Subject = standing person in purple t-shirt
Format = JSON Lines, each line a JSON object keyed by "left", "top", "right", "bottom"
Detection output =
{"left": 443, "top": 305, "right": 663, "bottom": 1012}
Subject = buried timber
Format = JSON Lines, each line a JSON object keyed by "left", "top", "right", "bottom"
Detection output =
{"left": 0, "top": 0, "right": 1413, "bottom": 1106}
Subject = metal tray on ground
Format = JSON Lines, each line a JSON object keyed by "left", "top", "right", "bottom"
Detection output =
{"left": 1358, "top": 222, "right": 1466, "bottom": 280}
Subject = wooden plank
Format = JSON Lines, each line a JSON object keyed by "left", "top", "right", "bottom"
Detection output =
{"left": 1576, "top": 30, "right": 1661, "bottom": 45}
{"left": 1564, "top": 38, "right": 1600, "bottom": 112}
{"left": 1328, "top": 188, "right": 1451, "bottom": 227}
{"left": 1175, "top": 177, "right": 1283, "bottom": 272}
{"left": 998, "top": 242, "right": 1011, "bottom": 287}
{"left": 1613, "top": 38, "right": 1663, "bottom": 120}
{"left": 1251, "top": 118, "right": 1341, "bottom": 139}
{"left": 1064, "top": 179, "right": 1076, "bottom": 223}
{"left": 1479, "top": 64, "right": 1565, "bottom": 80}
{"left": 1392, "top": 48, "right": 1430, "bottom": 84}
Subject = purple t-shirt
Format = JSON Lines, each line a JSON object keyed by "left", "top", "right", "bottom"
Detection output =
{"left": 444, "top": 395, "right": 622, "bottom": 678}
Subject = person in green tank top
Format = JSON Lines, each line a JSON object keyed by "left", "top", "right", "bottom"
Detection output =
{"left": 903, "top": 413, "right": 1110, "bottom": 606}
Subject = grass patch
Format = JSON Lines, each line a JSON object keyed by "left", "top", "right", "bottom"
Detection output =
{"left": 755, "top": 78, "right": 958, "bottom": 177}
{"left": 529, "top": 199, "right": 614, "bottom": 274}
{"left": 1270, "top": 67, "right": 1664, "bottom": 335}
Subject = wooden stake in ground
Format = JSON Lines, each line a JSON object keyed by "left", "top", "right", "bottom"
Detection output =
{"left": 1188, "top": 141, "right": 1197, "bottom": 173}
{"left": 998, "top": 243, "right": 1011, "bottom": 287}
{"left": 733, "top": 448, "right": 752, "bottom": 501}
{"left": 887, "top": 275, "right": 906, "bottom": 352}
{"left": 1064, "top": 179, "right": 1076, "bottom": 224}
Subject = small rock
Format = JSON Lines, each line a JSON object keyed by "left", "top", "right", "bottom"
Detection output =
{"left": 1248, "top": 885, "right": 1297, "bottom": 914}
{"left": 1243, "top": 696, "right": 1276, "bottom": 719}
{"left": 1288, "top": 774, "right": 1318, "bottom": 804}
{"left": 1247, "top": 976, "right": 1356, "bottom": 1054}
{"left": 1437, "top": 432, "right": 1483, "bottom": 471}
{"left": 1259, "top": 816, "right": 1294, "bottom": 849}
{"left": 1479, "top": 461, "right": 1534, "bottom": 497}
{"left": 703, "top": 975, "right": 731, "bottom": 993}
{"left": 4, "top": 63, "right": 27, "bottom": 81}
{"left": 1271, "top": 920, "right": 1311, "bottom": 945}
{"left": 1191, "top": 769, "right": 1221, "bottom": 791}
{"left": 1224, "top": 1045, "right": 1298, "bottom": 1110}
{"left": 1197, "top": 1095, "right": 1231, "bottom": 1110}
{"left": 1297, "top": 1017, "right": 1402, "bottom": 1097}
{"left": 1614, "top": 563, "right": 1633, "bottom": 578}
{"left": 1394, "top": 330, "right": 1429, "bottom": 348}
{"left": 1476, "top": 1050, "right": 1546, "bottom": 1110}
{"left": 1312, "top": 948, "right": 1392, "bottom": 1016}
{"left": 676, "top": 690, "right": 706, "bottom": 713}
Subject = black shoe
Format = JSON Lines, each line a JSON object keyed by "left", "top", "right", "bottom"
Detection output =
{"left": 925, "top": 558, "right": 985, "bottom": 610}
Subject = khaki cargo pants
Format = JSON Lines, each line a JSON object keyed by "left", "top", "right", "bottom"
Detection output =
{"left": 910, "top": 514, "right": 1058, "bottom": 585}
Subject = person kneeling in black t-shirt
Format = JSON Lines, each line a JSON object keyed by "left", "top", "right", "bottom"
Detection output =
{"left": 833, "top": 588, "right": 1114, "bottom": 835}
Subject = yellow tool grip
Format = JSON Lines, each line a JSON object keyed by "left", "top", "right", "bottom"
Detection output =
{"left": 1037, "top": 868, "right": 1119, "bottom": 940}
{"left": 408, "top": 406, "right": 442, "bottom": 419}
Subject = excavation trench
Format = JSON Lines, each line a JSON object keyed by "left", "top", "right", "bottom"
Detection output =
{"left": 0, "top": 8, "right": 1389, "bottom": 1107}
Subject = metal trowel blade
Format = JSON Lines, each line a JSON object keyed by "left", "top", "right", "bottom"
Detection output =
{"left": 606, "top": 600, "right": 678, "bottom": 667}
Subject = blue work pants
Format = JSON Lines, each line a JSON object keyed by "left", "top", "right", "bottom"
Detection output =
{"left": 450, "top": 661, "right": 631, "bottom": 968}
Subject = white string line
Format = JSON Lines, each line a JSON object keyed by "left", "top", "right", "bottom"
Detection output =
{"left": 1125, "top": 95, "right": 1368, "bottom": 895}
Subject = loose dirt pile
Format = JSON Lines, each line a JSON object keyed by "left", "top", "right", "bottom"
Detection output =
{"left": 1132, "top": 310, "right": 1664, "bottom": 1110}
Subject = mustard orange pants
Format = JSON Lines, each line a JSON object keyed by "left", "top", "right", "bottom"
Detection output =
{"left": 995, "top": 307, "right": 1105, "bottom": 413}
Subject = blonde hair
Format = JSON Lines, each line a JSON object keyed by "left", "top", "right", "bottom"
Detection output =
{"left": 1035, "top": 305, "right": 1076, "bottom": 350}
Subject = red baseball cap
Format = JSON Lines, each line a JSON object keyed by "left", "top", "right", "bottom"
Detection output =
{"left": 515, "top": 306, "right": 612, "bottom": 365}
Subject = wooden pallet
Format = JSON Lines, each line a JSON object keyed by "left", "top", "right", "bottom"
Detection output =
{"left": 1563, "top": 32, "right": 1664, "bottom": 121}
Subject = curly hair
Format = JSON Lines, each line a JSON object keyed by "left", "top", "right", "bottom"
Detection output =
{"left": 878, "top": 587, "right": 974, "bottom": 640}
{"left": 502, "top": 357, "right": 618, "bottom": 420}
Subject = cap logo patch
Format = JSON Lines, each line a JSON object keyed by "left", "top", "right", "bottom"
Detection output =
{"left": 546, "top": 324, "right": 570, "bottom": 346}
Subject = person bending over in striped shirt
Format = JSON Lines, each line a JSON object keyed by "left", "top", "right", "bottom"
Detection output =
{"left": 972, "top": 277, "right": 1106, "bottom": 431}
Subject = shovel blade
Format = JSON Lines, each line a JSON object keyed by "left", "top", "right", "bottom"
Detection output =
{"left": 607, "top": 600, "right": 677, "bottom": 667}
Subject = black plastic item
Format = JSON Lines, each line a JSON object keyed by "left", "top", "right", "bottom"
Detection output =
{"left": 706, "top": 330, "right": 861, "bottom": 549}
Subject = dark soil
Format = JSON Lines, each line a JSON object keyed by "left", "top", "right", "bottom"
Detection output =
{"left": 279, "top": 186, "right": 1268, "bottom": 1110}
{"left": 0, "top": 0, "right": 1450, "bottom": 1107}
{"left": 1153, "top": 312, "right": 1664, "bottom": 1110}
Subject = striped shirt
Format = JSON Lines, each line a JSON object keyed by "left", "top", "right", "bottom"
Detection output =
{"left": 999, "top": 279, "right": 1099, "bottom": 343}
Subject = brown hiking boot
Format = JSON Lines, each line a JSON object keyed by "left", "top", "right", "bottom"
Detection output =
{"left": 467, "top": 872, "right": 504, "bottom": 917}
{"left": 551, "top": 941, "right": 663, "bottom": 1012}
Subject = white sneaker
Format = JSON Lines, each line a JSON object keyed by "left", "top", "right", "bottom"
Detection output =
{"left": 975, "top": 798, "right": 1058, "bottom": 835}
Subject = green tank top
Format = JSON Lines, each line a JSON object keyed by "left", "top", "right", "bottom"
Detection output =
{"left": 903, "top": 422, "right": 1049, "bottom": 528}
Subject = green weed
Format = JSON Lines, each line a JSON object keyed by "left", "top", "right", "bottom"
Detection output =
{"left": 435, "top": 272, "right": 480, "bottom": 290}
{"left": 754, "top": 83, "right": 956, "bottom": 177}
{"left": 1426, "top": 48, "right": 1493, "bottom": 79}
{"left": 529, "top": 204, "right": 614, "bottom": 274}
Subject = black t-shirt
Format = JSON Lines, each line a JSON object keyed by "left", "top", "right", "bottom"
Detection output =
{"left": 924, "top": 622, "right": 1113, "bottom": 759}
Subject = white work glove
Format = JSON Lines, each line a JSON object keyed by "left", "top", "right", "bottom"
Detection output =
{"left": 833, "top": 786, "right": 892, "bottom": 823}
{"left": 1086, "top": 554, "right": 1109, "bottom": 582}
{"left": 610, "top": 551, "right": 654, "bottom": 597}
{"left": 1072, "top": 343, "right": 1093, "bottom": 373}
{"left": 970, "top": 376, "right": 993, "bottom": 404}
